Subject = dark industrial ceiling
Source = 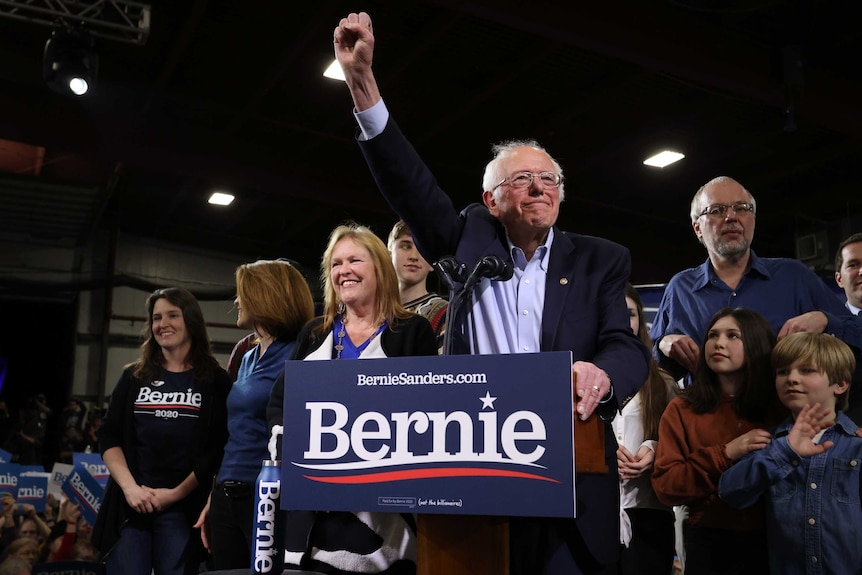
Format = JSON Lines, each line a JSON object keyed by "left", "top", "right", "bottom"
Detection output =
{"left": 1, "top": 0, "right": 860, "bottom": 290}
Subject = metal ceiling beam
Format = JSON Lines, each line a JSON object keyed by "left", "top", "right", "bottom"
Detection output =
{"left": 0, "top": 0, "right": 150, "bottom": 45}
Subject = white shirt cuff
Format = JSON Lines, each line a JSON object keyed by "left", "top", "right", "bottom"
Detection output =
{"left": 354, "top": 99, "right": 389, "bottom": 141}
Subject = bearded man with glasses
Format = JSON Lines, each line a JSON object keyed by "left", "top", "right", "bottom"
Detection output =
{"left": 650, "top": 176, "right": 861, "bottom": 399}
{"left": 334, "top": 11, "right": 651, "bottom": 575}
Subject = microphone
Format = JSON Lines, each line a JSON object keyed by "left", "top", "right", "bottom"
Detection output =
{"left": 462, "top": 255, "right": 513, "bottom": 293}
{"left": 432, "top": 256, "right": 468, "bottom": 290}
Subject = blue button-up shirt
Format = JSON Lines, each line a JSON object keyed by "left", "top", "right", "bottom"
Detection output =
{"left": 719, "top": 413, "right": 862, "bottom": 575}
{"left": 649, "top": 250, "right": 856, "bottom": 379}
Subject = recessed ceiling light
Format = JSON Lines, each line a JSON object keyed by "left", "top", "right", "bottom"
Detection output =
{"left": 643, "top": 151, "right": 685, "bottom": 168}
{"left": 323, "top": 59, "right": 345, "bottom": 81}
{"left": 208, "top": 191, "right": 235, "bottom": 206}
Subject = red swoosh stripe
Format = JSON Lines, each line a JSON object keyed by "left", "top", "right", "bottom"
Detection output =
{"left": 135, "top": 404, "right": 201, "bottom": 411}
{"left": 303, "top": 468, "right": 560, "bottom": 484}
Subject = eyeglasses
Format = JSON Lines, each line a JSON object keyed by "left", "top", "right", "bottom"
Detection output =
{"left": 494, "top": 171, "right": 564, "bottom": 190}
{"left": 699, "top": 202, "right": 755, "bottom": 218}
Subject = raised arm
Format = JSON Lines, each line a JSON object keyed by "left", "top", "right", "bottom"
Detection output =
{"left": 334, "top": 11, "right": 381, "bottom": 112}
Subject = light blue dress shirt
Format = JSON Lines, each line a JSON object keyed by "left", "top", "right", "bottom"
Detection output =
{"left": 468, "top": 235, "right": 551, "bottom": 355}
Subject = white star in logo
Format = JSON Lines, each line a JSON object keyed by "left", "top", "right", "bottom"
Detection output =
{"left": 479, "top": 391, "right": 497, "bottom": 410}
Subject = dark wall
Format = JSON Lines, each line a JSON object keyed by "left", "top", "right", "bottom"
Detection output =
{"left": 0, "top": 298, "right": 76, "bottom": 466}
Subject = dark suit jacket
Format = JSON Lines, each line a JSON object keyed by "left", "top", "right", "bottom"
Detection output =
{"left": 359, "top": 118, "right": 650, "bottom": 572}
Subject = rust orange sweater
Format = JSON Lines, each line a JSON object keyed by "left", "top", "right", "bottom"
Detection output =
{"left": 651, "top": 394, "right": 765, "bottom": 531}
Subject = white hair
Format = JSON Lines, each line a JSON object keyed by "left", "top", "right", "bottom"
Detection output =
{"left": 481, "top": 139, "right": 565, "bottom": 201}
{"left": 690, "top": 176, "right": 756, "bottom": 223}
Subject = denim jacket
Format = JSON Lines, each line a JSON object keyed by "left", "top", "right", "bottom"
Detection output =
{"left": 718, "top": 412, "right": 862, "bottom": 575}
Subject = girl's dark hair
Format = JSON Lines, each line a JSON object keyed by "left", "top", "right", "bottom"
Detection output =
{"left": 625, "top": 284, "right": 673, "bottom": 440}
{"left": 132, "top": 287, "right": 218, "bottom": 384}
{"left": 685, "top": 307, "right": 778, "bottom": 422}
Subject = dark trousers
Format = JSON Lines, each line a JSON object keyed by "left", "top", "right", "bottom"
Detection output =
{"left": 209, "top": 482, "right": 255, "bottom": 570}
{"left": 617, "top": 508, "right": 674, "bottom": 575}
{"left": 682, "top": 523, "right": 768, "bottom": 575}
{"left": 510, "top": 517, "right": 616, "bottom": 575}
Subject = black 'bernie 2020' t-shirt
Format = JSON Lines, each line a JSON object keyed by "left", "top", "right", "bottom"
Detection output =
{"left": 133, "top": 369, "right": 202, "bottom": 487}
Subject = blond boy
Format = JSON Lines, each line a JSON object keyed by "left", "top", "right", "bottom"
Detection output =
{"left": 719, "top": 332, "right": 861, "bottom": 575}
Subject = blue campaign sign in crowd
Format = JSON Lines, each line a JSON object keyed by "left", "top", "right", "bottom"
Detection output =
{"left": 0, "top": 454, "right": 102, "bottom": 567}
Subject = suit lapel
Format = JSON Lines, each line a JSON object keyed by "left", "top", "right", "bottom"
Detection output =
{"left": 542, "top": 229, "right": 577, "bottom": 351}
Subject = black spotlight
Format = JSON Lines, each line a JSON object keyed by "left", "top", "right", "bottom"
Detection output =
{"left": 43, "top": 28, "right": 98, "bottom": 96}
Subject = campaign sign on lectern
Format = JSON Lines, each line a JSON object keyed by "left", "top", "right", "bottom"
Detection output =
{"left": 281, "top": 351, "right": 576, "bottom": 518}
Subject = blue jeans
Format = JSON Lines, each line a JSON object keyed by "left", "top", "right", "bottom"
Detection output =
{"left": 106, "top": 508, "right": 192, "bottom": 575}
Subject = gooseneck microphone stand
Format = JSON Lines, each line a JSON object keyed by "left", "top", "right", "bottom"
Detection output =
{"left": 432, "top": 257, "right": 465, "bottom": 357}
{"left": 432, "top": 255, "right": 512, "bottom": 356}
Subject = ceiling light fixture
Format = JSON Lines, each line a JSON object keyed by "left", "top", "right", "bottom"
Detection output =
{"left": 43, "top": 28, "right": 98, "bottom": 96}
{"left": 323, "top": 59, "right": 345, "bottom": 82}
{"left": 208, "top": 192, "right": 235, "bottom": 206}
{"left": 643, "top": 150, "right": 685, "bottom": 168}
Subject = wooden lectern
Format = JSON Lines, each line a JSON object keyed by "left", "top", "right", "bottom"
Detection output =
{"left": 417, "top": 515, "right": 509, "bottom": 575}
{"left": 416, "top": 410, "right": 606, "bottom": 574}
